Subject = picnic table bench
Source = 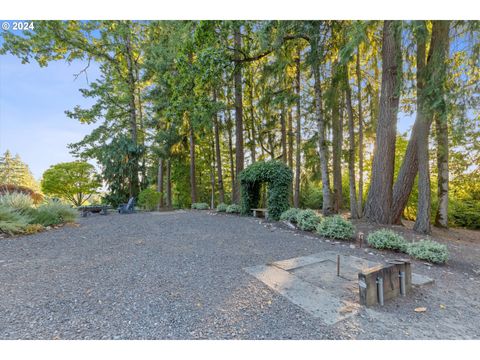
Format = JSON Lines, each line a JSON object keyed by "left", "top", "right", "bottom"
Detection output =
{"left": 252, "top": 208, "right": 268, "bottom": 218}
{"left": 78, "top": 205, "right": 111, "bottom": 217}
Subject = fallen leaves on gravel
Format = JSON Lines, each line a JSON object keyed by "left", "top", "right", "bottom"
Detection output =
{"left": 414, "top": 307, "right": 427, "bottom": 313}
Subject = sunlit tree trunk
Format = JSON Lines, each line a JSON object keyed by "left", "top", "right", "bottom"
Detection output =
{"left": 233, "top": 24, "right": 244, "bottom": 204}
{"left": 332, "top": 72, "right": 343, "bottom": 213}
{"left": 166, "top": 159, "right": 172, "bottom": 208}
{"left": 157, "top": 158, "right": 164, "bottom": 210}
{"left": 356, "top": 46, "right": 364, "bottom": 216}
{"left": 213, "top": 89, "right": 225, "bottom": 204}
{"left": 364, "top": 20, "right": 402, "bottom": 224}
{"left": 188, "top": 113, "right": 197, "bottom": 204}
{"left": 294, "top": 53, "right": 302, "bottom": 208}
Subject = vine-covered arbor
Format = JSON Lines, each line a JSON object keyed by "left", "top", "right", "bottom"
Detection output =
{"left": 239, "top": 160, "right": 293, "bottom": 220}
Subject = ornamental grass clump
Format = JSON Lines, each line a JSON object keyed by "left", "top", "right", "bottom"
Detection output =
{"left": 296, "top": 209, "right": 321, "bottom": 231}
{"left": 406, "top": 240, "right": 449, "bottom": 264}
{"left": 0, "top": 192, "right": 34, "bottom": 214}
{"left": 366, "top": 229, "right": 408, "bottom": 252}
{"left": 316, "top": 215, "right": 355, "bottom": 240}
{"left": 226, "top": 204, "right": 241, "bottom": 214}
{"left": 29, "top": 201, "right": 77, "bottom": 227}
{"left": 216, "top": 203, "right": 228, "bottom": 212}
{"left": 191, "top": 202, "right": 209, "bottom": 210}
{"left": 0, "top": 205, "right": 30, "bottom": 235}
{"left": 280, "top": 208, "right": 302, "bottom": 223}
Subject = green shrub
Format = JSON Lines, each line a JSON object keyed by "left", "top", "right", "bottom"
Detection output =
{"left": 366, "top": 229, "right": 408, "bottom": 252}
{"left": 191, "top": 202, "right": 209, "bottom": 210}
{"left": 216, "top": 203, "right": 228, "bottom": 212}
{"left": 29, "top": 201, "right": 77, "bottom": 227}
{"left": 0, "top": 192, "right": 34, "bottom": 213}
{"left": 450, "top": 200, "right": 480, "bottom": 230}
{"left": 138, "top": 188, "right": 161, "bottom": 211}
{"left": 226, "top": 204, "right": 241, "bottom": 213}
{"left": 296, "top": 209, "right": 321, "bottom": 231}
{"left": 406, "top": 240, "right": 449, "bottom": 264}
{"left": 0, "top": 206, "right": 30, "bottom": 235}
{"left": 280, "top": 208, "right": 302, "bottom": 223}
{"left": 316, "top": 215, "right": 355, "bottom": 240}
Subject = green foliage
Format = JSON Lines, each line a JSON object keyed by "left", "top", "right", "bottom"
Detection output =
{"left": 316, "top": 215, "right": 355, "bottom": 240}
{"left": 0, "top": 150, "right": 39, "bottom": 191}
{"left": 296, "top": 209, "right": 322, "bottom": 231}
{"left": 191, "top": 202, "right": 209, "bottom": 210}
{"left": 239, "top": 160, "right": 293, "bottom": 220}
{"left": 96, "top": 135, "right": 144, "bottom": 207}
{"left": 0, "top": 192, "right": 34, "bottom": 213}
{"left": 41, "top": 161, "right": 100, "bottom": 206}
{"left": 366, "top": 229, "right": 408, "bottom": 251}
{"left": 216, "top": 203, "right": 228, "bottom": 212}
{"left": 29, "top": 201, "right": 77, "bottom": 227}
{"left": 300, "top": 183, "right": 323, "bottom": 209}
{"left": 138, "top": 188, "right": 161, "bottom": 211}
{"left": 449, "top": 200, "right": 480, "bottom": 229}
{"left": 406, "top": 240, "right": 449, "bottom": 264}
{"left": 226, "top": 204, "right": 241, "bottom": 213}
{"left": 0, "top": 206, "right": 30, "bottom": 235}
{"left": 280, "top": 208, "right": 302, "bottom": 223}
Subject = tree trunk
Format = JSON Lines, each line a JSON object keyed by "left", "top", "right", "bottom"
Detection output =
{"left": 433, "top": 21, "right": 450, "bottom": 228}
{"left": 345, "top": 68, "right": 359, "bottom": 219}
{"left": 294, "top": 53, "right": 302, "bottom": 208}
{"left": 226, "top": 109, "right": 235, "bottom": 198}
{"left": 166, "top": 159, "right": 172, "bottom": 208}
{"left": 213, "top": 90, "right": 225, "bottom": 204}
{"left": 210, "top": 140, "right": 215, "bottom": 209}
{"left": 157, "top": 158, "right": 164, "bottom": 210}
{"left": 249, "top": 72, "right": 256, "bottom": 163}
{"left": 312, "top": 42, "right": 333, "bottom": 215}
{"left": 188, "top": 115, "right": 197, "bottom": 204}
{"left": 390, "top": 21, "right": 450, "bottom": 226}
{"left": 332, "top": 73, "right": 343, "bottom": 213}
{"left": 364, "top": 20, "right": 402, "bottom": 224}
{"left": 233, "top": 25, "right": 244, "bottom": 204}
{"left": 280, "top": 106, "right": 287, "bottom": 163}
{"left": 412, "top": 21, "right": 431, "bottom": 234}
{"left": 356, "top": 46, "right": 364, "bottom": 216}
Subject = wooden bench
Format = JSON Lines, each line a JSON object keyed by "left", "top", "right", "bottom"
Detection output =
{"left": 252, "top": 208, "right": 268, "bottom": 218}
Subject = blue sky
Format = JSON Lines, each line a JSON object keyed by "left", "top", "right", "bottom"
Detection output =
{"left": 0, "top": 54, "right": 101, "bottom": 179}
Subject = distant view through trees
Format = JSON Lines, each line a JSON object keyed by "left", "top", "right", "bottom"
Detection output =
{"left": 1, "top": 20, "right": 479, "bottom": 232}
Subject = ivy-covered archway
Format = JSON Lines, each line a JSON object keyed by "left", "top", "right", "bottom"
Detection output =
{"left": 239, "top": 160, "right": 293, "bottom": 220}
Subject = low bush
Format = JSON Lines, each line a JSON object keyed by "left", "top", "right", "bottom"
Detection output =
{"left": 0, "top": 206, "right": 30, "bottom": 235}
{"left": 406, "top": 240, "right": 449, "bottom": 264}
{"left": 0, "top": 192, "right": 34, "bottom": 213}
{"left": 280, "top": 208, "right": 302, "bottom": 223}
{"left": 367, "top": 229, "right": 408, "bottom": 252}
{"left": 29, "top": 201, "right": 77, "bottom": 227}
{"left": 216, "top": 203, "right": 228, "bottom": 212}
{"left": 450, "top": 200, "right": 480, "bottom": 230}
{"left": 226, "top": 204, "right": 241, "bottom": 213}
{"left": 316, "top": 215, "right": 355, "bottom": 240}
{"left": 296, "top": 209, "right": 321, "bottom": 231}
{"left": 191, "top": 202, "right": 209, "bottom": 210}
{"left": 138, "top": 188, "right": 161, "bottom": 211}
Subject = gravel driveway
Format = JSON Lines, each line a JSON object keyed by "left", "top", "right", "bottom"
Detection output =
{"left": 1, "top": 211, "right": 479, "bottom": 339}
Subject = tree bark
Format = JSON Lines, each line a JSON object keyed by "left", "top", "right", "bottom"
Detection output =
{"left": 356, "top": 46, "right": 364, "bottom": 216}
{"left": 364, "top": 20, "right": 402, "bottom": 224}
{"left": 294, "top": 53, "right": 302, "bottom": 208}
{"left": 166, "top": 159, "right": 172, "bottom": 208}
{"left": 213, "top": 90, "right": 225, "bottom": 204}
{"left": 312, "top": 41, "right": 333, "bottom": 215}
{"left": 345, "top": 68, "right": 359, "bottom": 219}
{"left": 233, "top": 25, "right": 244, "bottom": 204}
{"left": 332, "top": 71, "right": 343, "bottom": 213}
{"left": 226, "top": 109, "right": 235, "bottom": 198}
{"left": 412, "top": 21, "right": 431, "bottom": 234}
{"left": 188, "top": 114, "right": 197, "bottom": 204}
{"left": 280, "top": 106, "right": 287, "bottom": 163}
{"left": 249, "top": 72, "right": 256, "bottom": 163}
{"left": 157, "top": 158, "right": 164, "bottom": 209}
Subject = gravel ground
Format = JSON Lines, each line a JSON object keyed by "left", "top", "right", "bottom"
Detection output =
{"left": 1, "top": 210, "right": 479, "bottom": 339}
